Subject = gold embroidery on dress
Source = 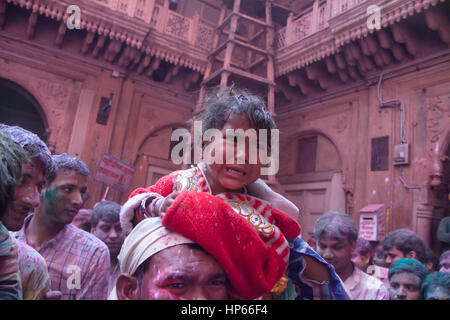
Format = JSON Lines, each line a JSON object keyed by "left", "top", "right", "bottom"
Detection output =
{"left": 225, "top": 199, "right": 274, "bottom": 236}
{"left": 173, "top": 167, "right": 200, "bottom": 192}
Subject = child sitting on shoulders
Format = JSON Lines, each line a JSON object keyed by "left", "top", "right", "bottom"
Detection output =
{"left": 121, "top": 85, "right": 349, "bottom": 300}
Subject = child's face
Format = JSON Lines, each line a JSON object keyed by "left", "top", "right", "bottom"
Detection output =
{"left": 205, "top": 113, "right": 263, "bottom": 194}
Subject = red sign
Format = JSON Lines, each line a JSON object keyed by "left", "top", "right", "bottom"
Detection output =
{"left": 94, "top": 153, "right": 135, "bottom": 193}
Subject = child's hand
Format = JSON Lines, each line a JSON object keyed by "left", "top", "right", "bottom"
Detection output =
{"left": 152, "top": 191, "right": 181, "bottom": 216}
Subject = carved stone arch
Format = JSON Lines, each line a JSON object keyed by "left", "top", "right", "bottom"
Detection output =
{"left": 136, "top": 121, "right": 190, "bottom": 155}
{"left": 0, "top": 77, "right": 50, "bottom": 141}
{"left": 0, "top": 73, "right": 68, "bottom": 153}
{"left": 128, "top": 122, "right": 190, "bottom": 195}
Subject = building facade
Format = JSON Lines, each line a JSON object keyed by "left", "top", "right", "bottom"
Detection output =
{"left": 0, "top": 0, "right": 449, "bottom": 252}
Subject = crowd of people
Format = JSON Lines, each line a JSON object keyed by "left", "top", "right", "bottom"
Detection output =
{"left": 0, "top": 86, "right": 449, "bottom": 300}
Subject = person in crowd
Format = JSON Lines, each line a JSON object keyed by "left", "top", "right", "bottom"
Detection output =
{"left": 421, "top": 271, "right": 449, "bottom": 300}
{"left": 114, "top": 191, "right": 303, "bottom": 300}
{"left": 13, "top": 153, "right": 110, "bottom": 299}
{"left": 120, "top": 85, "right": 349, "bottom": 300}
{"left": 0, "top": 131, "right": 28, "bottom": 299}
{"left": 373, "top": 244, "right": 387, "bottom": 267}
{"left": 437, "top": 216, "right": 450, "bottom": 251}
{"left": 424, "top": 247, "right": 439, "bottom": 274}
{"left": 114, "top": 190, "right": 336, "bottom": 300}
{"left": 0, "top": 124, "right": 55, "bottom": 300}
{"left": 352, "top": 237, "right": 390, "bottom": 289}
{"left": 314, "top": 211, "right": 389, "bottom": 300}
{"left": 388, "top": 258, "right": 429, "bottom": 300}
{"left": 114, "top": 218, "right": 228, "bottom": 300}
{"left": 72, "top": 209, "right": 92, "bottom": 232}
{"left": 382, "top": 228, "right": 426, "bottom": 267}
{"left": 439, "top": 250, "right": 450, "bottom": 273}
{"left": 352, "top": 237, "right": 372, "bottom": 273}
{"left": 90, "top": 201, "right": 124, "bottom": 295}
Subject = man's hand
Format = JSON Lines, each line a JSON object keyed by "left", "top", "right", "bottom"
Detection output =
{"left": 302, "top": 255, "right": 331, "bottom": 283}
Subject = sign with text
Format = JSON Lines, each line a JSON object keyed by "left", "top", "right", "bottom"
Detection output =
{"left": 359, "top": 204, "right": 386, "bottom": 241}
{"left": 94, "top": 153, "right": 135, "bottom": 193}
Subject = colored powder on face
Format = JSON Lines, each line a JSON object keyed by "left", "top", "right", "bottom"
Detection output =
{"left": 44, "top": 186, "right": 59, "bottom": 216}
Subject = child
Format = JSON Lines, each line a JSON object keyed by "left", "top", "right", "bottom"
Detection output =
{"left": 121, "top": 86, "right": 349, "bottom": 299}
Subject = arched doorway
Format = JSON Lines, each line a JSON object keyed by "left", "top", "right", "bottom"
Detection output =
{"left": 0, "top": 78, "right": 48, "bottom": 141}
{"left": 278, "top": 131, "right": 345, "bottom": 239}
{"left": 125, "top": 124, "right": 188, "bottom": 202}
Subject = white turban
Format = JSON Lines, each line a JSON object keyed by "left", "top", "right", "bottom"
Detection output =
{"left": 108, "top": 217, "right": 194, "bottom": 299}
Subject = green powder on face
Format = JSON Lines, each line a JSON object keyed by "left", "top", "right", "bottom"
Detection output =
{"left": 44, "top": 186, "right": 59, "bottom": 215}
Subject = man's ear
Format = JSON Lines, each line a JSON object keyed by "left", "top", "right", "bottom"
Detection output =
{"left": 116, "top": 274, "right": 140, "bottom": 300}
{"left": 406, "top": 250, "right": 417, "bottom": 260}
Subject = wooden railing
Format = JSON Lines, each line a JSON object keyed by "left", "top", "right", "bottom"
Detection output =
{"left": 275, "top": 0, "right": 368, "bottom": 50}
{"left": 91, "top": 0, "right": 215, "bottom": 51}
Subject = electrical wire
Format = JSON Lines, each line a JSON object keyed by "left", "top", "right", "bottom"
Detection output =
{"left": 377, "top": 72, "right": 407, "bottom": 144}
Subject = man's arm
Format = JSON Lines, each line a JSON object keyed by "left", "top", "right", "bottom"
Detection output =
{"left": 302, "top": 255, "right": 331, "bottom": 283}
{"left": 287, "top": 237, "right": 350, "bottom": 300}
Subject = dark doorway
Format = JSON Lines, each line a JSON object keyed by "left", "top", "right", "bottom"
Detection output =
{"left": 0, "top": 78, "right": 47, "bottom": 142}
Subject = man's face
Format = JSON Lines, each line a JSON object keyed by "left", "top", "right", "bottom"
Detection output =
{"left": 3, "top": 161, "right": 45, "bottom": 231}
{"left": 440, "top": 255, "right": 450, "bottom": 273}
{"left": 317, "top": 234, "right": 354, "bottom": 275}
{"left": 385, "top": 247, "right": 405, "bottom": 267}
{"left": 205, "top": 114, "right": 263, "bottom": 194}
{"left": 373, "top": 252, "right": 386, "bottom": 267}
{"left": 351, "top": 252, "right": 370, "bottom": 271}
{"left": 140, "top": 245, "right": 229, "bottom": 300}
{"left": 41, "top": 170, "right": 88, "bottom": 226}
{"left": 389, "top": 272, "right": 422, "bottom": 300}
{"left": 91, "top": 219, "right": 124, "bottom": 257}
{"left": 424, "top": 286, "right": 448, "bottom": 300}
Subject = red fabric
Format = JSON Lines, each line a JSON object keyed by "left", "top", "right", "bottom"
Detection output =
{"left": 162, "top": 190, "right": 288, "bottom": 300}
{"left": 129, "top": 171, "right": 180, "bottom": 199}
{"left": 271, "top": 206, "right": 300, "bottom": 239}
{"left": 129, "top": 169, "right": 301, "bottom": 239}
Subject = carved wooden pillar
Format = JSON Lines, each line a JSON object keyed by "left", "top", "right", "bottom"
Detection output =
{"left": 220, "top": 71, "right": 230, "bottom": 88}
{"left": 158, "top": 0, "right": 170, "bottom": 33}
{"left": 285, "top": 12, "right": 294, "bottom": 46}
{"left": 416, "top": 203, "right": 434, "bottom": 247}
{"left": 311, "top": 0, "right": 320, "bottom": 33}
{"left": 140, "top": 0, "right": 155, "bottom": 24}
{"left": 196, "top": 4, "right": 226, "bottom": 112}
{"left": 266, "top": 0, "right": 275, "bottom": 115}
{"left": 189, "top": 10, "right": 200, "bottom": 45}
{"left": 221, "top": 0, "right": 240, "bottom": 90}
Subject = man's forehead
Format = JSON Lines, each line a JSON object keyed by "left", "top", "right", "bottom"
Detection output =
{"left": 51, "top": 170, "right": 88, "bottom": 185}
{"left": 98, "top": 219, "right": 120, "bottom": 226}
{"left": 22, "top": 160, "right": 45, "bottom": 177}
{"left": 319, "top": 234, "right": 347, "bottom": 244}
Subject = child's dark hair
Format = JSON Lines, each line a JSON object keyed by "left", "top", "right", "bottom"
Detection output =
{"left": 194, "top": 85, "right": 277, "bottom": 150}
